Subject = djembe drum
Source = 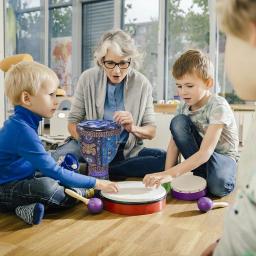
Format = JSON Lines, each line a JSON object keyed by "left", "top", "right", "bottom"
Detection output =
{"left": 77, "top": 120, "right": 121, "bottom": 179}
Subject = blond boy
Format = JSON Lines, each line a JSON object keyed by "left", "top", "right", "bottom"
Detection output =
{"left": 0, "top": 61, "right": 118, "bottom": 225}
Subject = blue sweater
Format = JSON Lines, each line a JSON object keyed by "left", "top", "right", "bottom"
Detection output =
{"left": 0, "top": 106, "right": 96, "bottom": 188}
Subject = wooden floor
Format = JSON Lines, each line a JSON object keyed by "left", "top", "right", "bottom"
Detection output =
{"left": 0, "top": 189, "right": 235, "bottom": 256}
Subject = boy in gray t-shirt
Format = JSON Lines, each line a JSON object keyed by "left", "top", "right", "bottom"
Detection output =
{"left": 143, "top": 49, "right": 239, "bottom": 197}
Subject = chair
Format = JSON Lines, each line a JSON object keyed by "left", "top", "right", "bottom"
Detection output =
{"left": 0, "top": 54, "right": 33, "bottom": 72}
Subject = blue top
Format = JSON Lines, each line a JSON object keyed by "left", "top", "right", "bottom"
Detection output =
{"left": 104, "top": 81, "right": 128, "bottom": 143}
{"left": 0, "top": 106, "right": 96, "bottom": 188}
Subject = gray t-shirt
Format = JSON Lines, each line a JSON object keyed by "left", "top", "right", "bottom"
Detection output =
{"left": 176, "top": 94, "right": 239, "bottom": 161}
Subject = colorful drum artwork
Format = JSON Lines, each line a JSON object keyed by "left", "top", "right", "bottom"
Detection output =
{"left": 77, "top": 120, "right": 121, "bottom": 179}
{"left": 100, "top": 181, "right": 167, "bottom": 215}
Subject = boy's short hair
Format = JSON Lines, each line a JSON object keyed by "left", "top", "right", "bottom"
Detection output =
{"left": 172, "top": 49, "right": 214, "bottom": 81}
{"left": 217, "top": 0, "right": 256, "bottom": 41}
{"left": 5, "top": 61, "right": 59, "bottom": 105}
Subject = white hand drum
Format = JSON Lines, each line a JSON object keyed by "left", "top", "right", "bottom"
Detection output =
{"left": 100, "top": 181, "right": 167, "bottom": 215}
{"left": 171, "top": 174, "right": 207, "bottom": 201}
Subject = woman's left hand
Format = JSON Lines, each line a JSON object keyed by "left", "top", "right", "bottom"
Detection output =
{"left": 113, "top": 111, "right": 134, "bottom": 132}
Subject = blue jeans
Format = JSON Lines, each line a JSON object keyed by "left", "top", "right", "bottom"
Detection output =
{"left": 170, "top": 114, "right": 237, "bottom": 197}
{"left": 0, "top": 173, "right": 80, "bottom": 211}
{"left": 52, "top": 138, "right": 166, "bottom": 179}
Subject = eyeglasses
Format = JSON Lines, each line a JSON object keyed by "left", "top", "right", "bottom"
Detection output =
{"left": 103, "top": 60, "right": 131, "bottom": 69}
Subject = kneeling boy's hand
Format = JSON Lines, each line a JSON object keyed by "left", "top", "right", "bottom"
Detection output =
{"left": 95, "top": 180, "right": 119, "bottom": 193}
{"left": 143, "top": 172, "right": 173, "bottom": 188}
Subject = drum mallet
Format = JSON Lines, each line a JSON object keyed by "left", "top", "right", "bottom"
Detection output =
{"left": 197, "top": 197, "right": 229, "bottom": 212}
{"left": 65, "top": 189, "right": 103, "bottom": 214}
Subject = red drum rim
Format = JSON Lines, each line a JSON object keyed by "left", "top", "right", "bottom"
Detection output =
{"left": 102, "top": 196, "right": 166, "bottom": 215}
{"left": 100, "top": 181, "right": 167, "bottom": 215}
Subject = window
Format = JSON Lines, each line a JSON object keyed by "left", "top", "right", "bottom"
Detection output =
{"left": 4, "top": 0, "right": 250, "bottom": 109}
{"left": 5, "top": 0, "right": 73, "bottom": 95}
{"left": 82, "top": 0, "right": 114, "bottom": 71}
{"left": 49, "top": 1, "right": 73, "bottom": 95}
{"left": 167, "top": 0, "right": 210, "bottom": 99}
{"left": 5, "top": 0, "right": 43, "bottom": 62}
{"left": 123, "top": 0, "right": 159, "bottom": 100}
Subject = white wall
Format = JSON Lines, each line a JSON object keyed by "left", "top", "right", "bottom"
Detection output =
{"left": 0, "top": 0, "right": 5, "bottom": 127}
{"left": 144, "top": 113, "right": 173, "bottom": 150}
{"left": 144, "top": 110, "right": 255, "bottom": 150}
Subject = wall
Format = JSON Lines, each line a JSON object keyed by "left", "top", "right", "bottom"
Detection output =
{"left": 144, "top": 112, "right": 173, "bottom": 150}
{"left": 144, "top": 110, "right": 256, "bottom": 150}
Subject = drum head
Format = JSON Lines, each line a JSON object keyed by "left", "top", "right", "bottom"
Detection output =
{"left": 100, "top": 181, "right": 166, "bottom": 204}
{"left": 171, "top": 174, "right": 206, "bottom": 193}
{"left": 77, "top": 120, "right": 120, "bottom": 131}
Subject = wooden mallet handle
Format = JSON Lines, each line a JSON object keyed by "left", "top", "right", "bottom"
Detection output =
{"left": 65, "top": 188, "right": 103, "bottom": 214}
{"left": 212, "top": 202, "right": 229, "bottom": 209}
{"left": 65, "top": 188, "right": 89, "bottom": 205}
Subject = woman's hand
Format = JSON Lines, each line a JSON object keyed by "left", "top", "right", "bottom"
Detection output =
{"left": 143, "top": 171, "right": 173, "bottom": 188}
{"left": 68, "top": 122, "right": 80, "bottom": 140}
{"left": 95, "top": 179, "right": 119, "bottom": 193}
{"left": 113, "top": 111, "right": 134, "bottom": 132}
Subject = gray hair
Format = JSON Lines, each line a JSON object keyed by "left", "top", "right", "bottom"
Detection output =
{"left": 94, "top": 29, "right": 142, "bottom": 69}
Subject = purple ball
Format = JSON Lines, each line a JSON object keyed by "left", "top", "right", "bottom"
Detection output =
{"left": 87, "top": 198, "right": 103, "bottom": 214}
{"left": 197, "top": 197, "right": 213, "bottom": 212}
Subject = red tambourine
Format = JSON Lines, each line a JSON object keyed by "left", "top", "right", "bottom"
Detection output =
{"left": 100, "top": 181, "right": 167, "bottom": 216}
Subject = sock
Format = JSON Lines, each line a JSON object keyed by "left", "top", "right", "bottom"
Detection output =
{"left": 73, "top": 188, "right": 95, "bottom": 198}
{"left": 15, "top": 203, "right": 45, "bottom": 225}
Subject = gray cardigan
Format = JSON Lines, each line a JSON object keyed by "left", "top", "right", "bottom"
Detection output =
{"left": 68, "top": 66, "right": 156, "bottom": 158}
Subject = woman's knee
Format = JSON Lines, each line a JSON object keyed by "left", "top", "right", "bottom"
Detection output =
{"left": 139, "top": 148, "right": 166, "bottom": 160}
{"left": 51, "top": 139, "right": 81, "bottom": 161}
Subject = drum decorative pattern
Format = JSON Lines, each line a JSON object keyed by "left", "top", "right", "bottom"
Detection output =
{"left": 77, "top": 120, "right": 121, "bottom": 179}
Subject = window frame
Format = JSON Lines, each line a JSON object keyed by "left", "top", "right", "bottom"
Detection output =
{"left": 121, "top": 0, "right": 219, "bottom": 101}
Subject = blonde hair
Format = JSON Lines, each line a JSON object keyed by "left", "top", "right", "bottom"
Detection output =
{"left": 172, "top": 49, "right": 214, "bottom": 81}
{"left": 217, "top": 0, "right": 256, "bottom": 40}
{"left": 94, "top": 29, "right": 142, "bottom": 69}
{"left": 5, "top": 61, "right": 59, "bottom": 105}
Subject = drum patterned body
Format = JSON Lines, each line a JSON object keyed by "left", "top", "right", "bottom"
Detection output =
{"left": 77, "top": 120, "right": 121, "bottom": 179}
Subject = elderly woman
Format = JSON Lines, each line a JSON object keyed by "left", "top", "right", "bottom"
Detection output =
{"left": 53, "top": 29, "right": 166, "bottom": 179}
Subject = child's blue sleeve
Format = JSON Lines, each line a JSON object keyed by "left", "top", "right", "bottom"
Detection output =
{"left": 17, "top": 127, "right": 96, "bottom": 188}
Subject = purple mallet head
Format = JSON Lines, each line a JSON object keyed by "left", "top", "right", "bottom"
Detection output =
{"left": 197, "top": 197, "right": 213, "bottom": 212}
{"left": 87, "top": 198, "right": 103, "bottom": 214}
